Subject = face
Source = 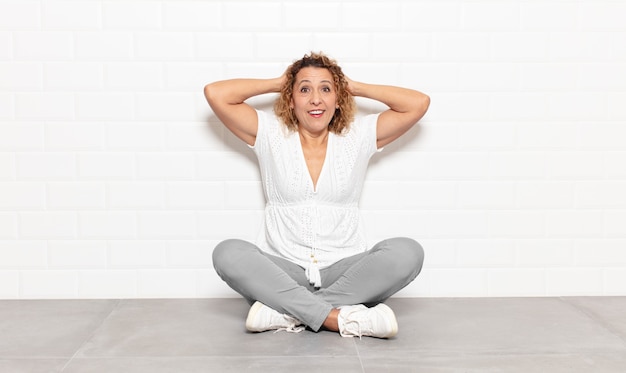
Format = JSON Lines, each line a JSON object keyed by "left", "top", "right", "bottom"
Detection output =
{"left": 290, "top": 67, "right": 338, "bottom": 135}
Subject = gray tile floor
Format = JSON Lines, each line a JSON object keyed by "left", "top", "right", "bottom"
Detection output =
{"left": 1, "top": 297, "right": 625, "bottom": 372}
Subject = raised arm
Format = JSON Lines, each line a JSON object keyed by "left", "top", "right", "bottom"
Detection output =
{"left": 204, "top": 76, "right": 284, "bottom": 146}
{"left": 347, "top": 79, "right": 430, "bottom": 149}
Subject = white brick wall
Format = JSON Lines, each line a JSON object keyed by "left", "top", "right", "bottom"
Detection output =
{"left": 1, "top": 0, "right": 625, "bottom": 299}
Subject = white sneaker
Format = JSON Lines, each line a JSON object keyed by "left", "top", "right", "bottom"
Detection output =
{"left": 245, "top": 301, "right": 305, "bottom": 333}
{"left": 338, "top": 303, "right": 398, "bottom": 339}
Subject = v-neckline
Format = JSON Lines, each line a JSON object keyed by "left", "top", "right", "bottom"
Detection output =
{"left": 297, "top": 132, "right": 331, "bottom": 193}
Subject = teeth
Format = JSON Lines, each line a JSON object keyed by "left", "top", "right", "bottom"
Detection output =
{"left": 309, "top": 110, "right": 323, "bottom": 115}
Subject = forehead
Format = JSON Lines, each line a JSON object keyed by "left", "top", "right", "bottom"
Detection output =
{"left": 295, "top": 67, "right": 334, "bottom": 83}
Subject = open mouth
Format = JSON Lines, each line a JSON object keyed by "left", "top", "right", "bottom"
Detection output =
{"left": 308, "top": 110, "right": 324, "bottom": 118}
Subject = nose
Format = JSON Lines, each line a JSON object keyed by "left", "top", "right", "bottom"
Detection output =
{"left": 310, "top": 91, "right": 321, "bottom": 105}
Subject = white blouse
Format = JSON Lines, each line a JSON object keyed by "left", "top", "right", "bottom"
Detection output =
{"left": 250, "top": 110, "right": 381, "bottom": 287}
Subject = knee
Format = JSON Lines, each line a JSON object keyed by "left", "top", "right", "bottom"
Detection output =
{"left": 384, "top": 237, "right": 425, "bottom": 275}
{"left": 212, "top": 239, "right": 252, "bottom": 273}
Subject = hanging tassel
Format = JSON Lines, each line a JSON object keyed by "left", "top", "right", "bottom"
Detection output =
{"left": 305, "top": 254, "right": 322, "bottom": 288}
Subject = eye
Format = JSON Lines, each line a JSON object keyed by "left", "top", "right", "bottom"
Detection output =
{"left": 322, "top": 86, "right": 331, "bottom": 93}
{"left": 300, "top": 87, "right": 310, "bottom": 93}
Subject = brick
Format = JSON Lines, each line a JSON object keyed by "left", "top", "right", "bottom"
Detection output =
{"left": 222, "top": 2, "right": 282, "bottom": 30}
{"left": 17, "top": 152, "right": 76, "bottom": 180}
{"left": 521, "top": 2, "right": 579, "bottom": 31}
{"left": 166, "top": 240, "right": 216, "bottom": 268}
{"left": 74, "top": 32, "right": 133, "bottom": 61}
{"left": 20, "top": 270, "right": 78, "bottom": 298}
{"left": 458, "top": 239, "right": 516, "bottom": 267}
{"left": 0, "top": 1, "right": 41, "bottom": 30}
{"left": 490, "top": 93, "right": 549, "bottom": 121}
{"left": 20, "top": 212, "right": 77, "bottom": 239}
{"left": 108, "top": 240, "right": 166, "bottom": 268}
{"left": 164, "top": 122, "right": 227, "bottom": 151}
{"left": 545, "top": 151, "right": 604, "bottom": 180}
{"left": 0, "top": 213, "right": 17, "bottom": 238}
{"left": 401, "top": 2, "right": 461, "bottom": 31}
{"left": 44, "top": 62, "right": 103, "bottom": 91}
{"left": 0, "top": 182, "right": 45, "bottom": 209}
{"left": 580, "top": 63, "right": 626, "bottom": 91}
{"left": 103, "top": 1, "right": 161, "bottom": 30}
{"left": 165, "top": 62, "right": 222, "bottom": 91}
{"left": 549, "top": 32, "right": 611, "bottom": 62}
{"left": 516, "top": 123, "right": 578, "bottom": 149}
{"left": 106, "top": 123, "right": 164, "bottom": 150}
{"left": 546, "top": 268, "right": 603, "bottom": 296}
{"left": 16, "top": 93, "right": 74, "bottom": 120}
{"left": 342, "top": 2, "right": 399, "bottom": 30}
{"left": 0, "top": 32, "right": 10, "bottom": 60}
{"left": 430, "top": 152, "right": 490, "bottom": 181}
{"left": 46, "top": 123, "right": 104, "bottom": 150}
{"left": 0, "top": 123, "right": 44, "bottom": 150}
{"left": 489, "top": 151, "right": 546, "bottom": 180}
{"left": 517, "top": 182, "right": 575, "bottom": 209}
{"left": 0, "top": 62, "right": 42, "bottom": 90}
{"left": 604, "top": 269, "right": 626, "bottom": 295}
{"left": 433, "top": 32, "right": 491, "bottom": 62}
{"left": 105, "top": 62, "right": 163, "bottom": 91}
{"left": 47, "top": 240, "right": 107, "bottom": 269}
{"left": 255, "top": 33, "right": 315, "bottom": 62}
{"left": 545, "top": 210, "right": 604, "bottom": 238}
{"left": 284, "top": 3, "right": 340, "bottom": 30}
{"left": 605, "top": 210, "right": 626, "bottom": 239}
{"left": 47, "top": 182, "right": 106, "bottom": 209}
{"left": 0, "top": 154, "right": 15, "bottom": 180}
{"left": 576, "top": 182, "right": 626, "bottom": 209}
{"left": 458, "top": 123, "right": 516, "bottom": 149}
{"left": 108, "top": 182, "right": 165, "bottom": 209}
{"left": 491, "top": 32, "right": 550, "bottom": 62}
{"left": 0, "top": 271, "right": 18, "bottom": 298}
{"left": 42, "top": 1, "right": 101, "bottom": 30}
{"left": 0, "top": 93, "right": 13, "bottom": 119}
{"left": 609, "top": 93, "right": 626, "bottom": 120}
{"left": 312, "top": 34, "right": 370, "bottom": 61}
{"left": 516, "top": 239, "right": 573, "bottom": 267}
{"left": 197, "top": 211, "right": 263, "bottom": 240}
{"left": 488, "top": 211, "right": 545, "bottom": 238}
{"left": 520, "top": 63, "right": 578, "bottom": 91}
{"left": 462, "top": 1, "right": 520, "bottom": 31}
{"left": 138, "top": 269, "right": 197, "bottom": 298}
{"left": 137, "top": 153, "right": 195, "bottom": 180}
{"left": 134, "top": 32, "right": 194, "bottom": 61}
{"left": 195, "top": 152, "right": 260, "bottom": 181}
{"left": 371, "top": 33, "right": 432, "bottom": 62}
{"left": 14, "top": 32, "right": 73, "bottom": 60}
{"left": 163, "top": 2, "right": 221, "bottom": 30}
{"left": 0, "top": 241, "right": 47, "bottom": 269}
{"left": 605, "top": 152, "right": 626, "bottom": 179}
{"left": 458, "top": 63, "right": 520, "bottom": 92}
{"left": 78, "top": 211, "right": 136, "bottom": 239}
{"left": 77, "top": 153, "right": 135, "bottom": 179}
{"left": 427, "top": 93, "right": 489, "bottom": 121}
{"left": 488, "top": 269, "right": 546, "bottom": 296}
{"left": 429, "top": 268, "right": 488, "bottom": 297}
{"left": 135, "top": 93, "right": 196, "bottom": 121}
{"left": 574, "top": 239, "right": 626, "bottom": 267}
{"left": 580, "top": 2, "right": 626, "bottom": 31}
{"left": 166, "top": 182, "right": 224, "bottom": 209}
{"left": 76, "top": 93, "right": 134, "bottom": 121}
{"left": 196, "top": 33, "right": 255, "bottom": 60}
{"left": 578, "top": 124, "right": 626, "bottom": 149}
{"left": 138, "top": 211, "right": 196, "bottom": 239}
{"left": 457, "top": 182, "right": 516, "bottom": 209}
{"left": 78, "top": 270, "right": 137, "bottom": 298}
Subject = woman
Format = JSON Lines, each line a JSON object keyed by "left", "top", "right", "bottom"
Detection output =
{"left": 204, "top": 52, "right": 430, "bottom": 338}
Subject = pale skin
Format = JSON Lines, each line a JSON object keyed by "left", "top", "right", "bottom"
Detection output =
{"left": 204, "top": 66, "right": 430, "bottom": 332}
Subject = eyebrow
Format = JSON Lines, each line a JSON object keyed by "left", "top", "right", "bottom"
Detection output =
{"left": 297, "top": 79, "right": 333, "bottom": 85}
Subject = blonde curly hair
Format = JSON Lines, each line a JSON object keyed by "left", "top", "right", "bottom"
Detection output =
{"left": 274, "top": 52, "right": 356, "bottom": 135}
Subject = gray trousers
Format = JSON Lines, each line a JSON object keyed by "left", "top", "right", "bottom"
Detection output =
{"left": 212, "top": 237, "right": 424, "bottom": 332}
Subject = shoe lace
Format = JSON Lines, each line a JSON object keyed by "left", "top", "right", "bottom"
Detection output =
{"left": 274, "top": 315, "right": 305, "bottom": 334}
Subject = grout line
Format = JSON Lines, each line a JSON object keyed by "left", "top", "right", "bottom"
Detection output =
{"left": 58, "top": 299, "right": 122, "bottom": 372}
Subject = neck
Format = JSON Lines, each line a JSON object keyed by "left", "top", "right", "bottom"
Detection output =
{"left": 299, "top": 129, "right": 329, "bottom": 148}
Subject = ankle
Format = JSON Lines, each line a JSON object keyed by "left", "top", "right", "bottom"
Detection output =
{"left": 322, "top": 308, "right": 340, "bottom": 332}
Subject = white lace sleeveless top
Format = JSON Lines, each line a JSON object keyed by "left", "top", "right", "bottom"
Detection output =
{"left": 250, "top": 110, "right": 381, "bottom": 287}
